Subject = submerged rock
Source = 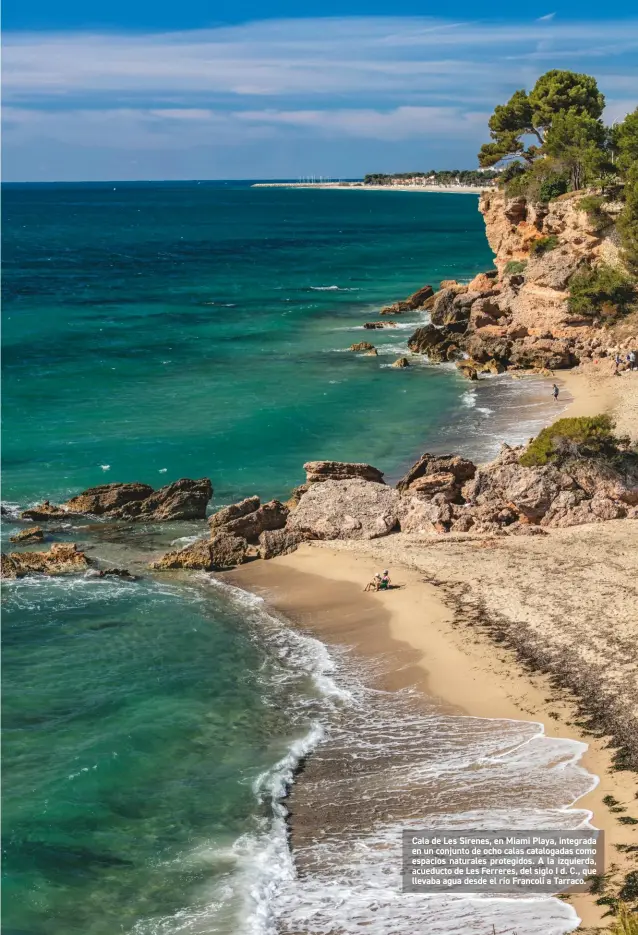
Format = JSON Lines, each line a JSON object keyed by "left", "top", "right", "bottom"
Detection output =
{"left": 363, "top": 321, "right": 397, "bottom": 329}
{"left": 1, "top": 543, "right": 91, "bottom": 579}
{"left": 391, "top": 357, "right": 410, "bottom": 368}
{"left": 350, "top": 342, "right": 375, "bottom": 352}
{"left": 87, "top": 567, "right": 138, "bottom": 580}
{"left": 10, "top": 526, "right": 45, "bottom": 543}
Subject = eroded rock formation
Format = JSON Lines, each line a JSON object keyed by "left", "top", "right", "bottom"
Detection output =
{"left": 1, "top": 543, "right": 91, "bottom": 579}
{"left": 21, "top": 479, "right": 213, "bottom": 523}
{"left": 304, "top": 461, "right": 385, "bottom": 485}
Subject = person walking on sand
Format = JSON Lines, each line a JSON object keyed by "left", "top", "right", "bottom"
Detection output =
{"left": 552, "top": 383, "right": 559, "bottom": 401}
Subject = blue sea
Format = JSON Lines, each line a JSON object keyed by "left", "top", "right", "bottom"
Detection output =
{"left": 2, "top": 182, "right": 593, "bottom": 935}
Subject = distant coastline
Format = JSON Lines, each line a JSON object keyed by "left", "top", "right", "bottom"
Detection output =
{"left": 251, "top": 182, "right": 488, "bottom": 194}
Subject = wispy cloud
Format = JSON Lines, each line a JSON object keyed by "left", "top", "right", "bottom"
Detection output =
{"left": 2, "top": 16, "right": 637, "bottom": 180}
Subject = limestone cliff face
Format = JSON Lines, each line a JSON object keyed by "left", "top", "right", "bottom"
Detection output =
{"left": 479, "top": 190, "right": 625, "bottom": 340}
{"left": 479, "top": 189, "right": 623, "bottom": 274}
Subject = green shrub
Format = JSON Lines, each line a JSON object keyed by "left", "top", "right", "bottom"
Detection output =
{"left": 609, "top": 904, "right": 638, "bottom": 935}
{"left": 530, "top": 235, "right": 559, "bottom": 256}
{"left": 519, "top": 415, "right": 619, "bottom": 466}
{"left": 504, "top": 170, "right": 533, "bottom": 199}
{"left": 504, "top": 260, "right": 527, "bottom": 275}
{"left": 579, "top": 194, "right": 609, "bottom": 228}
{"left": 538, "top": 174, "right": 569, "bottom": 202}
{"left": 568, "top": 264, "right": 636, "bottom": 321}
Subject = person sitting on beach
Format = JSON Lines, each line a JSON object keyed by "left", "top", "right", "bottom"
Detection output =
{"left": 364, "top": 573, "right": 383, "bottom": 592}
{"left": 379, "top": 570, "right": 391, "bottom": 590}
{"left": 552, "top": 384, "right": 559, "bottom": 401}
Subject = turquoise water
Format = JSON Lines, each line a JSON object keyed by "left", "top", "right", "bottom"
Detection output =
{"left": 3, "top": 183, "right": 576, "bottom": 935}
{"left": 2, "top": 182, "right": 493, "bottom": 505}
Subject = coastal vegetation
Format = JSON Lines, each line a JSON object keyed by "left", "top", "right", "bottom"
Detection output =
{"left": 529, "top": 234, "right": 559, "bottom": 256}
{"left": 363, "top": 169, "right": 498, "bottom": 187}
{"left": 518, "top": 415, "right": 622, "bottom": 467}
{"left": 568, "top": 265, "right": 636, "bottom": 322}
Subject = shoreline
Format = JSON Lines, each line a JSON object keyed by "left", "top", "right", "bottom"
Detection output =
{"left": 224, "top": 365, "right": 638, "bottom": 933}
{"left": 227, "top": 539, "right": 637, "bottom": 932}
{"left": 251, "top": 182, "right": 487, "bottom": 194}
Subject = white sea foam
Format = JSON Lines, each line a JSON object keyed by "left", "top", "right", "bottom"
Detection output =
{"left": 309, "top": 285, "right": 359, "bottom": 292}
{"left": 125, "top": 572, "right": 596, "bottom": 935}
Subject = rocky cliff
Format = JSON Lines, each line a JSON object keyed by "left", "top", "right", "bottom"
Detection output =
{"left": 406, "top": 189, "right": 637, "bottom": 376}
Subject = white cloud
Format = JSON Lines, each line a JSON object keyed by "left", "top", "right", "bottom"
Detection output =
{"left": 2, "top": 16, "right": 637, "bottom": 179}
{"left": 3, "top": 17, "right": 638, "bottom": 101}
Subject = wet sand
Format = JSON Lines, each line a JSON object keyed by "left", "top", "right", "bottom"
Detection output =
{"left": 228, "top": 547, "right": 638, "bottom": 930}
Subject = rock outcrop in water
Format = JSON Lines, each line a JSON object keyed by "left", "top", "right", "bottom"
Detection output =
{"left": 10, "top": 526, "right": 45, "bottom": 543}
{"left": 1, "top": 543, "right": 91, "bottom": 579}
{"left": 21, "top": 478, "right": 213, "bottom": 523}
{"left": 152, "top": 533, "right": 248, "bottom": 571}
{"left": 380, "top": 284, "right": 434, "bottom": 314}
{"left": 153, "top": 494, "right": 289, "bottom": 570}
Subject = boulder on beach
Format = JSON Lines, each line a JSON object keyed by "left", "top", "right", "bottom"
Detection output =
{"left": 258, "top": 528, "right": 308, "bottom": 560}
{"left": 152, "top": 533, "right": 249, "bottom": 571}
{"left": 304, "top": 460, "right": 385, "bottom": 485}
{"left": 10, "top": 526, "right": 45, "bottom": 543}
{"left": 1, "top": 543, "right": 91, "bottom": 579}
{"left": 396, "top": 453, "right": 476, "bottom": 499}
{"left": 287, "top": 478, "right": 400, "bottom": 540}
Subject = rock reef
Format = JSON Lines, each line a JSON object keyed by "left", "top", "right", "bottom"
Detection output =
{"left": 21, "top": 478, "right": 213, "bottom": 523}
{"left": 1, "top": 543, "right": 91, "bottom": 579}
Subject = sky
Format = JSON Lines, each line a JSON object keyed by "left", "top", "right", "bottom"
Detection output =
{"left": 3, "top": 0, "right": 638, "bottom": 181}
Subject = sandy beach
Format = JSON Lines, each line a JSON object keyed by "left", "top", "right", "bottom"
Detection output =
{"left": 251, "top": 182, "right": 487, "bottom": 194}
{"left": 226, "top": 365, "right": 638, "bottom": 932}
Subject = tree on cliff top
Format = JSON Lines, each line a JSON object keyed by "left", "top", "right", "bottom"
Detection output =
{"left": 478, "top": 70, "right": 605, "bottom": 168}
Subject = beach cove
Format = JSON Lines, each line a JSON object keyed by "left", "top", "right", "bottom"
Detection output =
{"left": 3, "top": 181, "right": 637, "bottom": 935}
